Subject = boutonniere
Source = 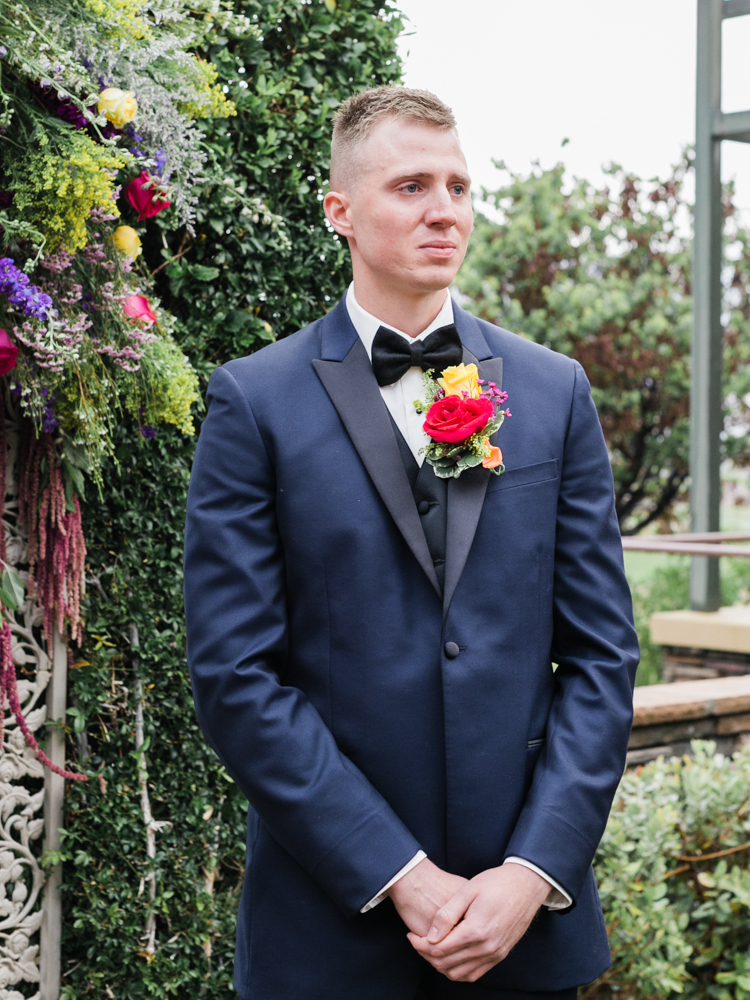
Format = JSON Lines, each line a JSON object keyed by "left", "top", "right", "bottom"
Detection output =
{"left": 414, "top": 363, "right": 511, "bottom": 479}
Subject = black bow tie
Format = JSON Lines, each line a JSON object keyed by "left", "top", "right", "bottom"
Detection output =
{"left": 370, "top": 323, "right": 463, "bottom": 387}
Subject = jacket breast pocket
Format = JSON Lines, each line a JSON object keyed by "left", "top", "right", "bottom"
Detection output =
{"left": 485, "top": 458, "right": 559, "bottom": 495}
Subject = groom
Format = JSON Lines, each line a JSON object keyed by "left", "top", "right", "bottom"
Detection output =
{"left": 184, "top": 87, "right": 638, "bottom": 1000}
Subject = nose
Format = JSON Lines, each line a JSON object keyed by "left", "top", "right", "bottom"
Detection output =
{"left": 424, "top": 186, "right": 458, "bottom": 229}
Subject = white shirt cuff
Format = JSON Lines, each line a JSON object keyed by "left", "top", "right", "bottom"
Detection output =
{"left": 360, "top": 851, "right": 427, "bottom": 913}
{"left": 503, "top": 857, "right": 572, "bottom": 909}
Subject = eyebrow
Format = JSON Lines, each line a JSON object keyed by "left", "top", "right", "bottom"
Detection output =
{"left": 391, "top": 171, "right": 472, "bottom": 187}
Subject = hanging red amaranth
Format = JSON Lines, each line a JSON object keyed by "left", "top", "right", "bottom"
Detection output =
{"left": 0, "top": 620, "right": 86, "bottom": 781}
{"left": 19, "top": 428, "right": 86, "bottom": 650}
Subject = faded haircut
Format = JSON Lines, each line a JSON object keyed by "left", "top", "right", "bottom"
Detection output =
{"left": 330, "top": 86, "right": 458, "bottom": 191}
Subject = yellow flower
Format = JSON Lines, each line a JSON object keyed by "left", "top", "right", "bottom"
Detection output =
{"left": 438, "top": 363, "right": 481, "bottom": 398}
{"left": 97, "top": 87, "right": 138, "bottom": 128}
{"left": 112, "top": 225, "right": 142, "bottom": 259}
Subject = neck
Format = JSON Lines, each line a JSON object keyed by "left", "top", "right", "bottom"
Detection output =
{"left": 351, "top": 273, "right": 448, "bottom": 339}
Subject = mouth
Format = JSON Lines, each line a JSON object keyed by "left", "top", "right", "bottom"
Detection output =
{"left": 419, "top": 241, "right": 457, "bottom": 259}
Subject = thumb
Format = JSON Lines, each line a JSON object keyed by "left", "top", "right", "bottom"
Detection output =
{"left": 427, "top": 884, "right": 474, "bottom": 944}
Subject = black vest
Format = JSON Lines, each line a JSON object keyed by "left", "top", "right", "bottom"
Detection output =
{"left": 388, "top": 413, "right": 448, "bottom": 592}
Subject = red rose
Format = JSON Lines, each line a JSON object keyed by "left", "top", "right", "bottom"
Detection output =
{"left": 0, "top": 328, "right": 19, "bottom": 376}
{"left": 423, "top": 395, "right": 493, "bottom": 444}
{"left": 125, "top": 171, "right": 171, "bottom": 222}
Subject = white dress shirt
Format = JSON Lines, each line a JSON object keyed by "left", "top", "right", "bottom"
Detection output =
{"left": 345, "top": 283, "right": 572, "bottom": 913}
{"left": 346, "top": 282, "right": 453, "bottom": 464}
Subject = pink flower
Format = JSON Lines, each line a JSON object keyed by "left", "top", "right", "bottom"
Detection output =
{"left": 123, "top": 294, "right": 157, "bottom": 325}
{"left": 124, "top": 171, "right": 171, "bottom": 222}
{"left": 0, "top": 329, "right": 19, "bottom": 375}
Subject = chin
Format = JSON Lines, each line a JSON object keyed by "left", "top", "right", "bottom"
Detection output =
{"left": 411, "top": 267, "right": 459, "bottom": 292}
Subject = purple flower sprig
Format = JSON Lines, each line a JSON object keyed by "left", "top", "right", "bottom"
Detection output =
{"left": 0, "top": 258, "right": 57, "bottom": 322}
{"left": 40, "top": 388, "right": 59, "bottom": 433}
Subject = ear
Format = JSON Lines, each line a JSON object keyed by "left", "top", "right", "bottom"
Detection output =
{"left": 324, "top": 189, "right": 354, "bottom": 239}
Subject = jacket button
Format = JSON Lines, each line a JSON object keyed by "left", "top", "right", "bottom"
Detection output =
{"left": 417, "top": 500, "right": 430, "bottom": 515}
{"left": 444, "top": 641, "right": 460, "bottom": 659}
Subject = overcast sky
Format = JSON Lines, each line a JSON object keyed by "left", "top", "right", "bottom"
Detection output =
{"left": 396, "top": 0, "right": 750, "bottom": 213}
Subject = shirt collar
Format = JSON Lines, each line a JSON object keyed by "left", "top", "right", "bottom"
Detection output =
{"left": 345, "top": 282, "right": 455, "bottom": 361}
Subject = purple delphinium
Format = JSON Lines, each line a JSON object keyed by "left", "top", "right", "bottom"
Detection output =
{"left": 29, "top": 80, "right": 90, "bottom": 130}
{"left": 139, "top": 424, "right": 156, "bottom": 439}
{"left": 0, "top": 258, "right": 57, "bottom": 321}
{"left": 41, "top": 393, "right": 59, "bottom": 433}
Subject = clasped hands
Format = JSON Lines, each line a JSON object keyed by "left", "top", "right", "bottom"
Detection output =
{"left": 387, "top": 857, "right": 550, "bottom": 984}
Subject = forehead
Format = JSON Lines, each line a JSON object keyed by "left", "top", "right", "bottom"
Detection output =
{"left": 356, "top": 118, "right": 469, "bottom": 183}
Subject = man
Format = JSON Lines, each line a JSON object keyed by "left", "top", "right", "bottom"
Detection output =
{"left": 184, "top": 87, "right": 638, "bottom": 1000}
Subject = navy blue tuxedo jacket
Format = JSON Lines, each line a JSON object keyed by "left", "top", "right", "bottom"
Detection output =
{"left": 183, "top": 296, "right": 639, "bottom": 1000}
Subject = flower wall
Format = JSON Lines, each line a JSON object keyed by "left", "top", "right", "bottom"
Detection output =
{"left": 0, "top": 0, "right": 251, "bottom": 808}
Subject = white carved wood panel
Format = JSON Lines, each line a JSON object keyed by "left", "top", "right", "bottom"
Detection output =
{"left": 0, "top": 420, "right": 47, "bottom": 999}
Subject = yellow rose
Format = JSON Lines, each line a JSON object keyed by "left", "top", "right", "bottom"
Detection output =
{"left": 437, "top": 363, "right": 481, "bottom": 398}
{"left": 112, "top": 225, "right": 142, "bottom": 259}
{"left": 97, "top": 87, "right": 138, "bottom": 128}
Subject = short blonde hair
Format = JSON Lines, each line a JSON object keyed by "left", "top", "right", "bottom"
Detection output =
{"left": 331, "top": 86, "right": 458, "bottom": 190}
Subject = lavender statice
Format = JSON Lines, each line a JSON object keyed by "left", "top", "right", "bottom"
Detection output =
{"left": 0, "top": 258, "right": 57, "bottom": 321}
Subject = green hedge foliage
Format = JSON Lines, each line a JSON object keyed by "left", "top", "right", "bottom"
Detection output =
{"left": 151, "top": 0, "right": 406, "bottom": 375}
{"left": 589, "top": 742, "right": 750, "bottom": 1000}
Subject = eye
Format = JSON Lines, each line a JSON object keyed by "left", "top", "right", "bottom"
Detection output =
{"left": 452, "top": 185, "right": 465, "bottom": 196}
{"left": 403, "top": 182, "right": 419, "bottom": 194}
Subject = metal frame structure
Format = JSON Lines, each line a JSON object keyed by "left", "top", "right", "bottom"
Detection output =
{"left": 691, "top": 0, "right": 750, "bottom": 609}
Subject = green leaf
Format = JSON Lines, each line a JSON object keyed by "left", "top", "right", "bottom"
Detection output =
{"left": 0, "top": 566, "right": 23, "bottom": 611}
{"left": 189, "top": 264, "right": 221, "bottom": 282}
{"left": 63, "top": 440, "right": 90, "bottom": 472}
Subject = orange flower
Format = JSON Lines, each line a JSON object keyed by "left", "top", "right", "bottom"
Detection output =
{"left": 482, "top": 444, "right": 503, "bottom": 469}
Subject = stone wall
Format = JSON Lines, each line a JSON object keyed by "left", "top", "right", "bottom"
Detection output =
{"left": 628, "top": 674, "right": 750, "bottom": 766}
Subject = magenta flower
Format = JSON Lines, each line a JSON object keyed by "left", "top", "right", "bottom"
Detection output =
{"left": 0, "top": 329, "right": 19, "bottom": 375}
{"left": 124, "top": 171, "right": 171, "bottom": 221}
{"left": 123, "top": 294, "right": 157, "bottom": 325}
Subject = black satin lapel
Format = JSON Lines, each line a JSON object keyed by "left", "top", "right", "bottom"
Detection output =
{"left": 312, "top": 340, "right": 441, "bottom": 597}
{"left": 442, "top": 351, "right": 505, "bottom": 617}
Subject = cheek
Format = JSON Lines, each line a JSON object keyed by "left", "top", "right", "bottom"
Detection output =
{"left": 361, "top": 216, "right": 411, "bottom": 262}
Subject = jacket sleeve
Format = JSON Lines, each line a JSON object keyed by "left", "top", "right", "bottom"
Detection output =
{"left": 503, "top": 360, "right": 639, "bottom": 907}
{"left": 183, "top": 365, "right": 422, "bottom": 916}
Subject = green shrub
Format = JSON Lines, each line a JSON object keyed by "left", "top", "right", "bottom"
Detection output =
{"left": 588, "top": 741, "right": 750, "bottom": 1000}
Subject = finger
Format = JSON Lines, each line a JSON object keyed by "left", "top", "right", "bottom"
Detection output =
{"left": 444, "top": 958, "right": 497, "bottom": 983}
{"left": 406, "top": 932, "right": 428, "bottom": 954}
{"left": 428, "top": 884, "right": 476, "bottom": 943}
{"left": 409, "top": 928, "right": 491, "bottom": 970}
{"left": 408, "top": 924, "right": 480, "bottom": 961}
{"left": 426, "top": 915, "right": 485, "bottom": 957}
{"left": 433, "top": 943, "right": 491, "bottom": 971}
